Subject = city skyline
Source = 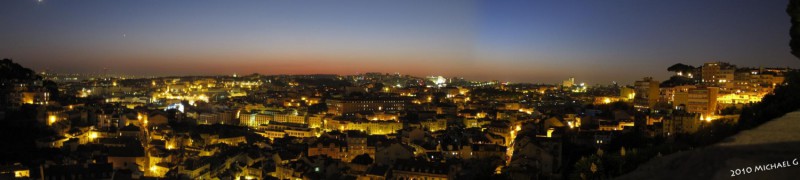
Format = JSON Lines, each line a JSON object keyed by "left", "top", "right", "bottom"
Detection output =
{"left": 2, "top": 0, "right": 799, "bottom": 84}
{"left": 2, "top": 1, "right": 800, "bottom": 178}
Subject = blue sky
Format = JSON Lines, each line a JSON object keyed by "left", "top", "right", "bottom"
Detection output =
{"left": 1, "top": 0, "right": 797, "bottom": 84}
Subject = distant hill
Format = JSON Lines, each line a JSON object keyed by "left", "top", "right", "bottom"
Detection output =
{"left": 1, "top": 58, "right": 42, "bottom": 107}
{"left": 0, "top": 58, "right": 40, "bottom": 81}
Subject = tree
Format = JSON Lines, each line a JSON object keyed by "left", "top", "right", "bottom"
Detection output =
{"left": 571, "top": 155, "right": 606, "bottom": 179}
{"left": 719, "top": 106, "right": 742, "bottom": 115}
{"left": 0, "top": 58, "right": 40, "bottom": 81}
{"left": 666, "top": 63, "right": 696, "bottom": 73}
{"left": 789, "top": 0, "right": 800, "bottom": 60}
{"left": 660, "top": 76, "right": 695, "bottom": 87}
{"left": 308, "top": 102, "right": 328, "bottom": 114}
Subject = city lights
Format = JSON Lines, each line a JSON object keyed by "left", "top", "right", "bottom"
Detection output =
{"left": 1, "top": 1, "right": 795, "bottom": 179}
{"left": 89, "top": 132, "right": 98, "bottom": 140}
{"left": 48, "top": 115, "right": 57, "bottom": 125}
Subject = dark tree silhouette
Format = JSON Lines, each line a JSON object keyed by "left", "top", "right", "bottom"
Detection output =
{"left": 660, "top": 76, "right": 695, "bottom": 87}
{"left": 0, "top": 58, "right": 40, "bottom": 81}
{"left": 789, "top": 0, "right": 800, "bottom": 59}
{"left": 666, "top": 63, "right": 695, "bottom": 72}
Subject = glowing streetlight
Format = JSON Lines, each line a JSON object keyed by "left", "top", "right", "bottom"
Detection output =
{"left": 89, "top": 132, "right": 98, "bottom": 140}
{"left": 48, "top": 115, "right": 57, "bottom": 125}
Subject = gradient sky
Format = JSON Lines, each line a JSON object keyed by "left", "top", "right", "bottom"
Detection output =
{"left": 1, "top": 0, "right": 798, "bottom": 84}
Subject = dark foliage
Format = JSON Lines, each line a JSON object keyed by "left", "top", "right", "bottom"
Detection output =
{"left": 1, "top": 58, "right": 42, "bottom": 107}
{"left": 307, "top": 102, "right": 328, "bottom": 114}
{"left": 719, "top": 106, "right": 742, "bottom": 115}
{"left": 788, "top": 0, "right": 800, "bottom": 59}
{"left": 666, "top": 63, "right": 696, "bottom": 72}
{"left": 0, "top": 58, "right": 40, "bottom": 81}
{"left": 294, "top": 78, "right": 352, "bottom": 87}
{"left": 737, "top": 70, "right": 800, "bottom": 130}
{"left": 659, "top": 76, "right": 695, "bottom": 87}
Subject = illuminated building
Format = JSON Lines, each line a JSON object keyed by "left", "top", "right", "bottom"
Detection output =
{"left": 562, "top": 77, "right": 575, "bottom": 88}
{"left": 216, "top": 135, "right": 246, "bottom": 146}
{"left": 20, "top": 92, "right": 46, "bottom": 104}
{"left": 148, "top": 163, "right": 170, "bottom": 178}
{"left": 303, "top": 96, "right": 321, "bottom": 105}
{"left": 353, "top": 120, "right": 403, "bottom": 135}
{"left": 459, "top": 109, "right": 488, "bottom": 119}
{"left": 504, "top": 102, "right": 521, "bottom": 111}
{"left": 664, "top": 85, "right": 695, "bottom": 109}
{"left": 663, "top": 113, "right": 703, "bottom": 135}
{"left": 146, "top": 147, "right": 170, "bottom": 177}
{"left": 391, "top": 159, "right": 450, "bottom": 180}
{"left": 239, "top": 112, "right": 273, "bottom": 128}
{"left": 44, "top": 110, "right": 66, "bottom": 126}
{"left": 396, "top": 88, "right": 419, "bottom": 97}
{"left": 164, "top": 103, "right": 185, "bottom": 113}
{"left": 86, "top": 131, "right": 100, "bottom": 144}
{"left": 147, "top": 113, "right": 169, "bottom": 126}
{"left": 677, "top": 86, "right": 719, "bottom": 118}
{"left": 717, "top": 92, "right": 763, "bottom": 108}
{"left": 195, "top": 111, "right": 237, "bottom": 125}
{"left": 518, "top": 107, "right": 535, "bottom": 115}
{"left": 701, "top": 62, "right": 736, "bottom": 88}
{"left": 272, "top": 111, "right": 308, "bottom": 124}
{"left": 572, "top": 82, "right": 587, "bottom": 93}
{"left": 240, "top": 110, "right": 324, "bottom": 130}
{"left": 96, "top": 113, "right": 114, "bottom": 130}
{"left": 307, "top": 114, "right": 325, "bottom": 128}
{"left": 48, "top": 114, "right": 57, "bottom": 125}
{"left": 563, "top": 114, "right": 581, "bottom": 129}
{"left": 307, "top": 137, "right": 346, "bottom": 160}
{"left": 634, "top": 77, "right": 660, "bottom": 109}
{"left": 729, "top": 68, "right": 780, "bottom": 99}
{"left": 619, "top": 86, "right": 636, "bottom": 102}
{"left": 428, "top": 76, "right": 448, "bottom": 87}
{"left": 596, "top": 119, "right": 635, "bottom": 131}
{"left": 594, "top": 96, "right": 621, "bottom": 105}
{"left": 20, "top": 91, "right": 49, "bottom": 105}
{"left": 326, "top": 118, "right": 403, "bottom": 135}
{"left": 259, "top": 122, "right": 316, "bottom": 139}
{"left": 344, "top": 131, "right": 375, "bottom": 162}
{"left": 0, "top": 163, "right": 30, "bottom": 178}
{"left": 543, "top": 117, "right": 565, "bottom": 130}
{"left": 228, "top": 88, "right": 247, "bottom": 97}
{"left": 420, "top": 118, "right": 447, "bottom": 132}
{"left": 436, "top": 87, "right": 460, "bottom": 98}
{"left": 151, "top": 86, "right": 209, "bottom": 105}
{"left": 462, "top": 118, "right": 487, "bottom": 128}
{"left": 363, "top": 111, "right": 399, "bottom": 121}
{"left": 485, "top": 121, "right": 515, "bottom": 146}
{"left": 326, "top": 97, "right": 409, "bottom": 116}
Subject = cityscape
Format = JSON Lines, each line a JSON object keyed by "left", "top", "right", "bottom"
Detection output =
{"left": 2, "top": 0, "right": 800, "bottom": 180}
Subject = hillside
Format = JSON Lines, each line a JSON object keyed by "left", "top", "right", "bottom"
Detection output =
{"left": 619, "top": 111, "right": 800, "bottom": 179}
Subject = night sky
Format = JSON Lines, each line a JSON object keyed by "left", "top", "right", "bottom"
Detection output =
{"left": 1, "top": 0, "right": 798, "bottom": 84}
